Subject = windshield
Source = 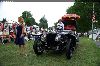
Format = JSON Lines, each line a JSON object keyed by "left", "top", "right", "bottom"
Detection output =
{"left": 62, "top": 20, "right": 76, "bottom": 27}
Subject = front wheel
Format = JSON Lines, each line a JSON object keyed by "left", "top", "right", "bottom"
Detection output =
{"left": 33, "top": 40, "right": 43, "bottom": 55}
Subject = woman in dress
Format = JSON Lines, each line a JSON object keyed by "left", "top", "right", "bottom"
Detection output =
{"left": 15, "top": 16, "right": 27, "bottom": 56}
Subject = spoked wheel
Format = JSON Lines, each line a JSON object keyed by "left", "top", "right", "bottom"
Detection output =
{"left": 66, "top": 39, "right": 73, "bottom": 59}
{"left": 33, "top": 40, "right": 43, "bottom": 55}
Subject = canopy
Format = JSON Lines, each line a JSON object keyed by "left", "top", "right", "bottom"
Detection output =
{"left": 62, "top": 14, "right": 80, "bottom": 20}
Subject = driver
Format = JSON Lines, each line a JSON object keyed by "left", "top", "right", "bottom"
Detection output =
{"left": 57, "top": 19, "right": 64, "bottom": 30}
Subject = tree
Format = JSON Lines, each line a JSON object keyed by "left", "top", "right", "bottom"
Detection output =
{"left": 75, "top": 0, "right": 98, "bottom": 2}
{"left": 22, "top": 11, "right": 38, "bottom": 26}
{"left": 54, "top": 22, "right": 58, "bottom": 28}
{"left": 2, "top": 18, "right": 7, "bottom": 23}
{"left": 67, "top": 2, "right": 100, "bottom": 32}
{"left": 39, "top": 15, "right": 48, "bottom": 29}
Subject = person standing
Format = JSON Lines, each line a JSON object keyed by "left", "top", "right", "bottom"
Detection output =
{"left": 15, "top": 16, "right": 27, "bottom": 56}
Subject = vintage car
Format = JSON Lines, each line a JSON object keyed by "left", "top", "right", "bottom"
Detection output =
{"left": 33, "top": 14, "right": 80, "bottom": 59}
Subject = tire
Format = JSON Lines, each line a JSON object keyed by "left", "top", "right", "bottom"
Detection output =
{"left": 72, "top": 40, "right": 76, "bottom": 51}
{"left": 72, "top": 37, "right": 77, "bottom": 51}
{"left": 33, "top": 40, "right": 43, "bottom": 55}
{"left": 66, "top": 39, "right": 73, "bottom": 59}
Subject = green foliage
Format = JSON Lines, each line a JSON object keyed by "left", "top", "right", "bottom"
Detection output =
{"left": 75, "top": 0, "right": 98, "bottom": 2}
{"left": 39, "top": 15, "right": 48, "bottom": 29}
{"left": 54, "top": 22, "right": 58, "bottom": 28}
{"left": 67, "top": 2, "right": 100, "bottom": 32}
{"left": 1, "top": 18, "right": 7, "bottom": 23}
{"left": 22, "top": 11, "right": 38, "bottom": 26}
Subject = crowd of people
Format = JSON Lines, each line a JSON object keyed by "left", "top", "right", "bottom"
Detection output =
{"left": 0, "top": 22, "right": 16, "bottom": 44}
{"left": 0, "top": 19, "right": 47, "bottom": 44}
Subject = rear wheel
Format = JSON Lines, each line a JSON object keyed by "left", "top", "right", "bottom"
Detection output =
{"left": 66, "top": 39, "right": 73, "bottom": 59}
{"left": 33, "top": 40, "right": 43, "bottom": 55}
{"left": 72, "top": 37, "right": 77, "bottom": 51}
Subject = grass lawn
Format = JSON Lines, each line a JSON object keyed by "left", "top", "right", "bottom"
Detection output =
{"left": 0, "top": 37, "right": 100, "bottom": 66}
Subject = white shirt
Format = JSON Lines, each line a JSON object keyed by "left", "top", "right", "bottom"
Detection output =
{"left": 57, "top": 22, "right": 64, "bottom": 30}
{"left": 0, "top": 31, "right": 2, "bottom": 35}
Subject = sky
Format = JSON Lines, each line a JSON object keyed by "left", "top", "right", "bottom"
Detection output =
{"left": 0, "top": 2, "right": 74, "bottom": 27}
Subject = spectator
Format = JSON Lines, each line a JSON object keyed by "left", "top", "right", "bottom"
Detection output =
{"left": 9, "top": 30, "right": 16, "bottom": 42}
{"left": 2, "top": 29, "right": 10, "bottom": 44}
